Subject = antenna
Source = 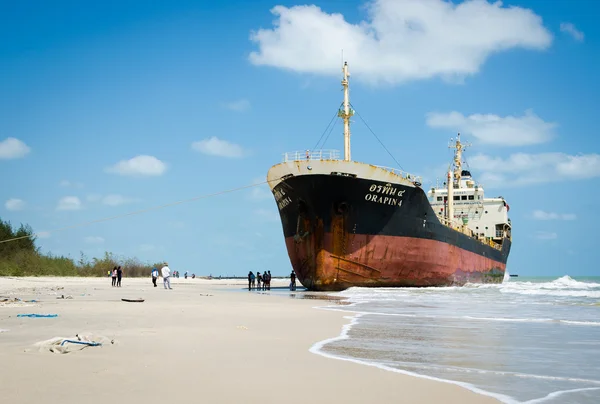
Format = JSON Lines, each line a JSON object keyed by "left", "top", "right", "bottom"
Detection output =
{"left": 337, "top": 61, "right": 354, "bottom": 161}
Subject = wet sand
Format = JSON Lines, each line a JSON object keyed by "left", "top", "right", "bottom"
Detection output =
{"left": 0, "top": 277, "right": 498, "bottom": 403}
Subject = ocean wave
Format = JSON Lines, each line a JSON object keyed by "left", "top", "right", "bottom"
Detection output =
{"left": 497, "top": 276, "right": 600, "bottom": 299}
{"left": 381, "top": 360, "right": 600, "bottom": 386}
{"left": 335, "top": 275, "right": 600, "bottom": 300}
{"left": 318, "top": 306, "right": 600, "bottom": 327}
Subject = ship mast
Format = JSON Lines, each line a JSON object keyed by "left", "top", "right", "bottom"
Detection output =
{"left": 446, "top": 133, "right": 471, "bottom": 228}
{"left": 448, "top": 133, "right": 471, "bottom": 189}
{"left": 338, "top": 62, "right": 354, "bottom": 161}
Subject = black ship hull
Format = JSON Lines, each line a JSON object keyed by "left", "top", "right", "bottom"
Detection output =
{"left": 272, "top": 173, "right": 511, "bottom": 291}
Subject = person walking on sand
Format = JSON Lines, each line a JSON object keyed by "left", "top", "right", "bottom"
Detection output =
{"left": 116, "top": 266, "right": 123, "bottom": 287}
{"left": 256, "top": 272, "right": 262, "bottom": 290}
{"left": 161, "top": 262, "right": 172, "bottom": 290}
{"left": 151, "top": 267, "right": 159, "bottom": 287}
{"left": 111, "top": 267, "right": 117, "bottom": 287}
{"left": 290, "top": 270, "right": 296, "bottom": 291}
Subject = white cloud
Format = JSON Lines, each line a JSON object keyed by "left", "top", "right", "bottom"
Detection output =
{"left": 426, "top": 109, "right": 556, "bottom": 146}
{"left": 0, "top": 137, "right": 30, "bottom": 159}
{"left": 85, "top": 193, "right": 139, "bottom": 206}
{"left": 248, "top": 0, "right": 552, "bottom": 85}
{"left": 5, "top": 198, "right": 25, "bottom": 211}
{"left": 560, "top": 22, "right": 584, "bottom": 42}
{"left": 56, "top": 196, "right": 82, "bottom": 211}
{"left": 101, "top": 194, "right": 139, "bottom": 206}
{"left": 534, "top": 231, "right": 557, "bottom": 240}
{"left": 60, "top": 180, "right": 84, "bottom": 188}
{"left": 469, "top": 152, "right": 600, "bottom": 188}
{"left": 105, "top": 155, "right": 167, "bottom": 177}
{"left": 84, "top": 236, "right": 105, "bottom": 244}
{"left": 222, "top": 99, "right": 251, "bottom": 112}
{"left": 191, "top": 137, "right": 245, "bottom": 158}
{"left": 532, "top": 210, "right": 576, "bottom": 221}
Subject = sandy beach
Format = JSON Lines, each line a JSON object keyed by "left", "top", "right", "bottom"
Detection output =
{"left": 0, "top": 276, "right": 497, "bottom": 403}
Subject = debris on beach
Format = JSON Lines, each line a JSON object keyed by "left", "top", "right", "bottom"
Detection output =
{"left": 1, "top": 297, "right": 37, "bottom": 303}
{"left": 199, "top": 294, "right": 213, "bottom": 297}
{"left": 1, "top": 297, "right": 39, "bottom": 307}
{"left": 0, "top": 329, "right": 9, "bottom": 333}
{"left": 17, "top": 314, "right": 58, "bottom": 318}
{"left": 34, "top": 333, "right": 115, "bottom": 354}
{"left": 56, "top": 295, "right": 73, "bottom": 299}
{"left": 121, "top": 298, "right": 145, "bottom": 303}
{"left": 236, "top": 325, "right": 248, "bottom": 330}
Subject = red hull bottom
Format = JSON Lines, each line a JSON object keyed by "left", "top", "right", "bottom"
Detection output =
{"left": 285, "top": 234, "right": 506, "bottom": 291}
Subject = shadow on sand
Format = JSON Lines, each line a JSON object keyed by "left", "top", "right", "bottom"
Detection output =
{"left": 247, "top": 286, "right": 351, "bottom": 305}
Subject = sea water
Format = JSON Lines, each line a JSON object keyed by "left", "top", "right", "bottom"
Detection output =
{"left": 314, "top": 275, "right": 600, "bottom": 404}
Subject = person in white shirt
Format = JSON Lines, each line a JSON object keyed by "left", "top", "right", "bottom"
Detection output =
{"left": 161, "top": 263, "right": 172, "bottom": 290}
{"left": 151, "top": 267, "right": 159, "bottom": 287}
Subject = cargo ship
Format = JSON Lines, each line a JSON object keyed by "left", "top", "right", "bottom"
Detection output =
{"left": 267, "top": 62, "right": 512, "bottom": 291}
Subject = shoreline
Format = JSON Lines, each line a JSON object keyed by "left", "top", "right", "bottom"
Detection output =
{"left": 309, "top": 303, "right": 514, "bottom": 404}
{"left": 1, "top": 276, "right": 498, "bottom": 403}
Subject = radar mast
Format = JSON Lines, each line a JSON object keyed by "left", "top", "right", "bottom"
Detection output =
{"left": 448, "top": 133, "right": 471, "bottom": 188}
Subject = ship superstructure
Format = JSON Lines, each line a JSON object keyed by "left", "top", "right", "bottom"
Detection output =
{"left": 427, "top": 136, "right": 512, "bottom": 250}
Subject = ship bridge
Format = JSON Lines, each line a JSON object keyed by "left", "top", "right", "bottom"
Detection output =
{"left": 426, "top": 136, "right": 512, "bottom": 248}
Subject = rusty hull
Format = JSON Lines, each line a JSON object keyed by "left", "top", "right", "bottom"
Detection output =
{"left": 272, "top": 173, "right": 509, "bottom": 292}
{"left": 286, "top": 232, "right": 506, "bottom": 291}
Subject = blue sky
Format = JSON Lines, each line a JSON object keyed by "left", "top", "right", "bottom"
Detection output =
{"left": 1, "top": 0, "right": 598, "bottom": 277}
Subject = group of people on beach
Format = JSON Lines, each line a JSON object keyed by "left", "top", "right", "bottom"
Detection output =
{"left": 109, "top": 263, "right": 298, "bottom": 292}
{"left": 247, "top": 270, "right": 297, "bottom": 291}
{"left": 109, "top": 266, "right": 123, "bottom": 287}
{"left": 151, "top": 262, "right": 173, "bottom": 290}
{"left": 108, "top": 263, "right": 175, "bottom": 290}
{"left": 248, "top": 271, "right": 272, "bottom": 291}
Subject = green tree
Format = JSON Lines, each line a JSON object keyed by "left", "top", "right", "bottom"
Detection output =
{"left": 0, "top": 216, "right": 160, "bottom": 277}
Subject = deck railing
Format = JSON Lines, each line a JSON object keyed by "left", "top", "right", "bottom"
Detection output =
{"left": 374, "top": 165, "right": 422, "bottom": 184}
{"left": 282, "top": 149, "right": 341, "bottom": 162}
{"left": 281, "top": 150, "right": 422, "bottom": 183}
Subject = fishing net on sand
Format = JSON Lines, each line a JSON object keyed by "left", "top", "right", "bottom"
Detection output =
{"left": 34, "top": 333, "right": 115, "bottom": 354}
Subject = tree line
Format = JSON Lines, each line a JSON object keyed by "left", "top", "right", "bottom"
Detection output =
{"left": 0, "top": 217, "right": 161, "bottom": 277}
